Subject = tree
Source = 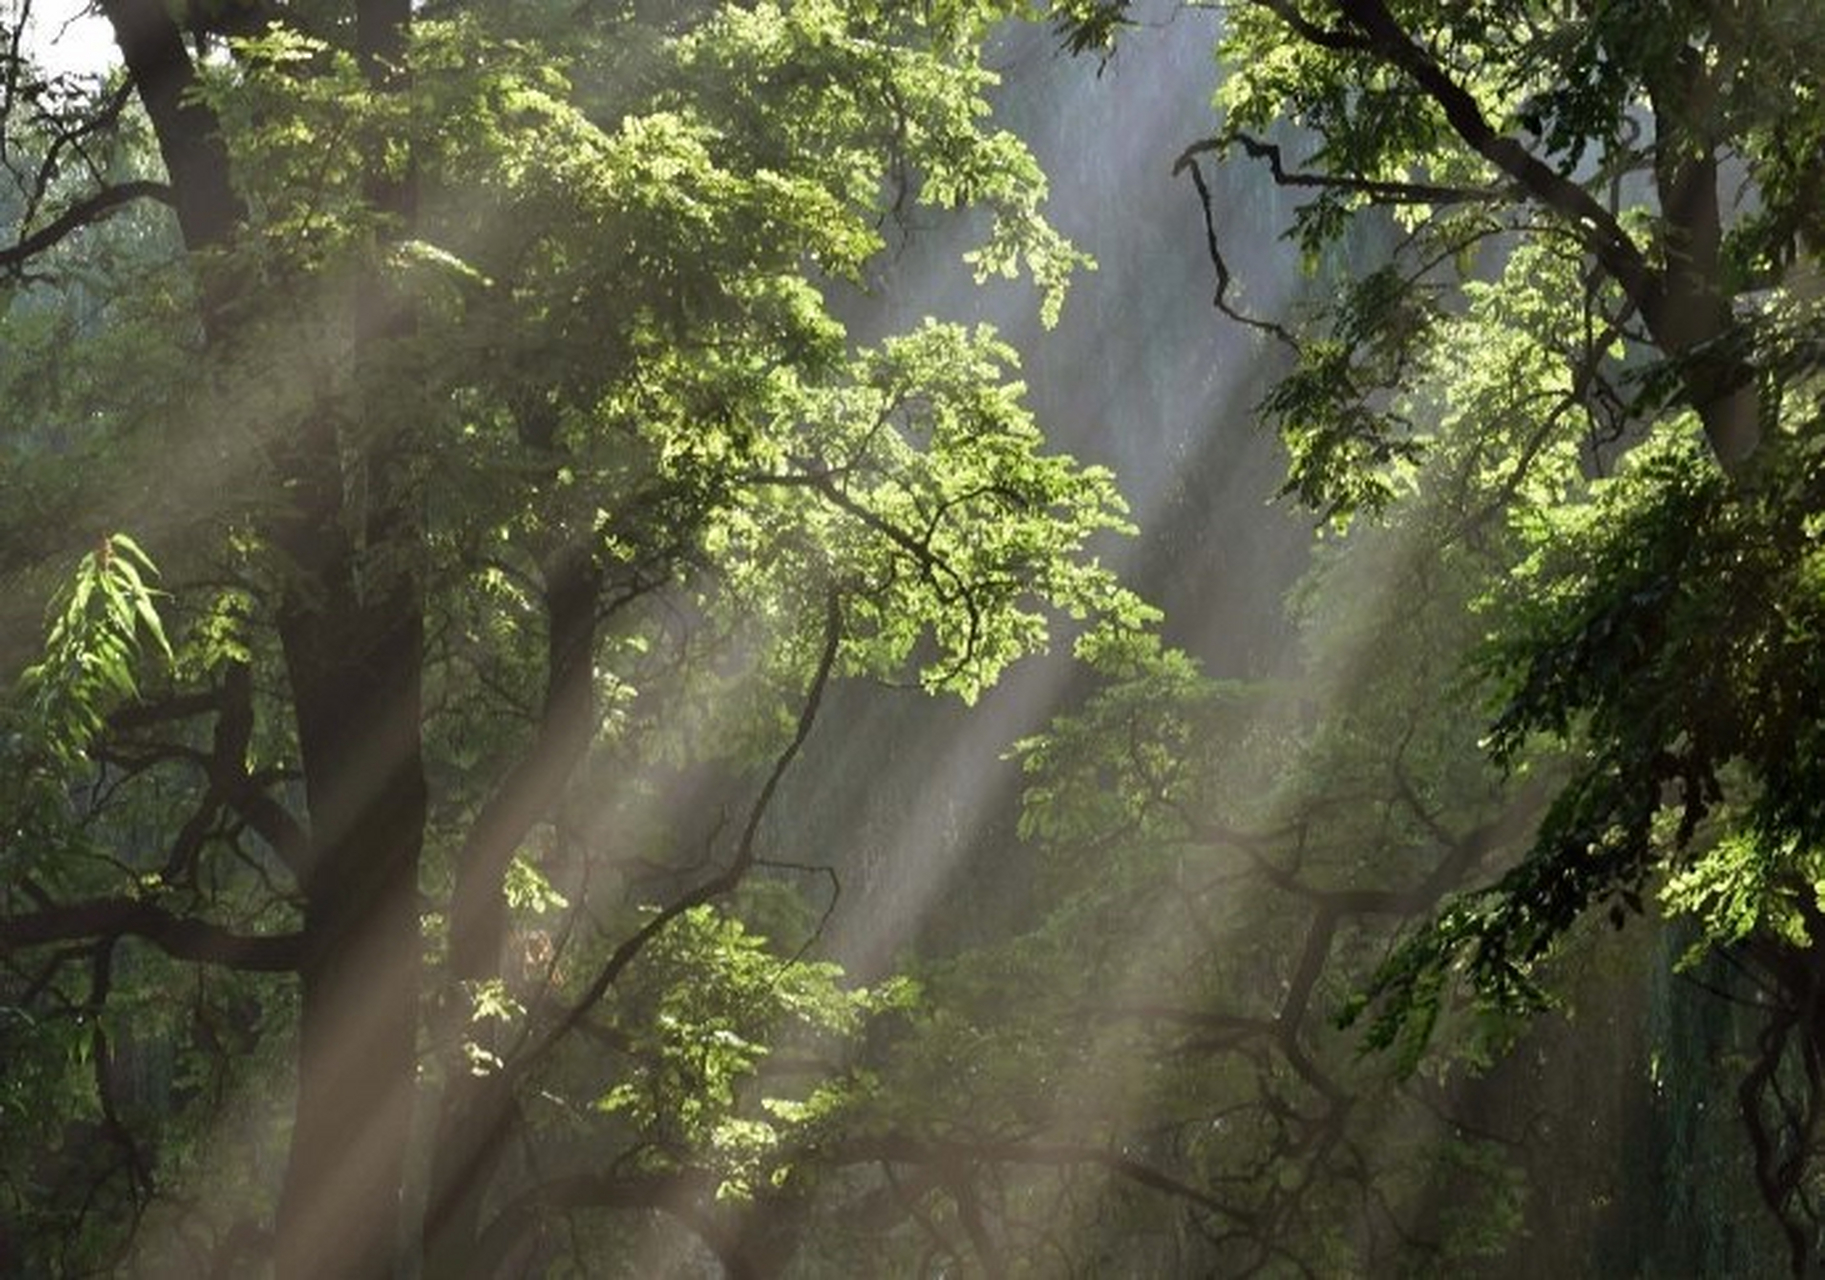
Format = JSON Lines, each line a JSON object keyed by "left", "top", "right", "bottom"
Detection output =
{"left": 0, "top": 3, "right": 1151, "bottom": 1273}
{"left": 1058, "top": 0, "right": 1825, "bottom": 1266}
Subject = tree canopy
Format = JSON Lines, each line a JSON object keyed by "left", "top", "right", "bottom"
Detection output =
{"left": 0, "top": 2, "right": 1155, "bottom": 1273}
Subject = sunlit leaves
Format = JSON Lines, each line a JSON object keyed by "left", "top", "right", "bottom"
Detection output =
{"left": 192, "top": 31, "right": 381, "bottom": 275}
{"left": 604, "top": 315, "right": 1149, "bottom": 719}
{"left": 503, "top": 853, "right": 568, "bottom": 915}
{"left": 593, "top": 904, "right": 889, "bottom": 1199}
{"left": 1662, "top": 834, "right": 1824, "bottom": 962}
{"left": 468, "top": 977, "right": 525, "bottom": 1028}
{"left": 18, "top": 533, "right": 171, "bottom": 768}
{"left": 674, "top": 0, "right": 1091, "bottom": 322}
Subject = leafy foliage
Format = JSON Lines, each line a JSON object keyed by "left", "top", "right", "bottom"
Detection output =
{"left": 0, "top": 0, "right": 1149, "bottom": 1272}
{"left": 19, "top": 534, "right": 172, "bottom": 763}
{"left": 1044, "top": 0, "right": 1825, "bottom": 1265}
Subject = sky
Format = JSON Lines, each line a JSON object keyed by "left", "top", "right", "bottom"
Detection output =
{"left": 17, "top": 1, "right": 116, "bottom": 78}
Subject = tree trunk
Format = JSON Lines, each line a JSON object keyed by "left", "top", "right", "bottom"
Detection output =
{"left": 1645, "top": 46, "right": 1763, "bottom": 471}
{"left": 272, "top": 2, "right": 420, "bottom": 1257}
{"left": 273, "top": 582, "right": 427, "bottom": 1280}
{"left": 99, "top": 1, "right": 431, "bottom": 1271}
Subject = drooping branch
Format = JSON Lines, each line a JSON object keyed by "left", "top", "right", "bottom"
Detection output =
{"left": 1172, "top": 146, "right": 1297, "bottom": 347}
{"left": 1739, "top": 999, "right": 1812, "bottom": 1275}
{"left": 1737, "top": 924, "right": 1825, "bottom": 1277}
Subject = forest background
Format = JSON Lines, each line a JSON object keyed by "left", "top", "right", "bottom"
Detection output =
{"left": 1, "top": 0, "right": 1822, "bottom": 1275}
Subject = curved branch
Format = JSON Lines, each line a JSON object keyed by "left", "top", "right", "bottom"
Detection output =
{"left": 0, "top": 179, "right": 174, "bottom": 276}
{"left": 529, "top": 591, "right": 845, "bottom": 1065}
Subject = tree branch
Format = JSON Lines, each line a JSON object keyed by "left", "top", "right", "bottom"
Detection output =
{"left": 527, "top": 591, "right": 845, "bottom": 1066}
{"left": 104, "top": 668, "right": 311, "bottom": 875}
{"left": 0, "top": 179, "right": 174, "bottom": 276}
{"left": 446, "top": 542, "right": 603, "bottom": 981}
{"left": 1258, "top": 0, "right": 1369, "bottom": 51}
{"left": 0, "top": 897, "right": 301, "bottom": 970}
{"left": 1200, "top": 132, "right": 1503, "bottom": 207}
{"left": 830, "top": 1135, "right": 1257, "bottom": 1229}
{"left": 1318, "top": 0, "right": 1759, "bottom": 466}
{"left": 1172, "top": 146, "right": 1298, "bottom": 347}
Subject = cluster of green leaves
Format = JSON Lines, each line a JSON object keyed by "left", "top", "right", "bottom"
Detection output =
{"left": 2, "top": 535, "right": 173, "bottom": 892}
{"left": 1359, "top": 416, "right": 1825, "bottom": 1045}
{"left": 592, "top": 902, "right": 912, "bottom": 1203}
{"left": 18, "top": 534, "right": 171, "bottom": 765}
{"left": 729, "top": 321, "right": 1147, "bottom": 701}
